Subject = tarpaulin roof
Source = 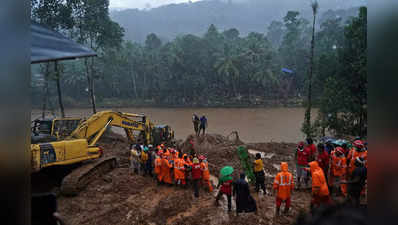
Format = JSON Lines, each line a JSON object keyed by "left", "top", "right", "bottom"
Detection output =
{"left": 31, "top": 21, "right": 97, "bottom": 64}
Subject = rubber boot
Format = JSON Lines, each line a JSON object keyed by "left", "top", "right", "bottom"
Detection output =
{"left": 275, "top": 207, "right": 280, "bottom": 217}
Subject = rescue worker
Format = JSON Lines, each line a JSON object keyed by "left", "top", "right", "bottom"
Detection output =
{"left": 159, "top": 153, "right": 173, "bottom": 185}
{"left": 341, "top": 143, "right": 350, "bottom": 157}
{"left": 316, "top": 143, "right": 329, "bottom": 181}
{"left": 183, "top": 154, "right": 192, "bottom": 186}
{"left": 342, "top": 157, "right": 367, "bottom": 207}
{"left": 346, "top": 140, "right": 368, "bottom": 197}
{"left": 129, "top": 147, "right": 139, "bottom": 174}
{"left": 199, "top": 115, "right": 207, "bottom": 136}
{"left": 347, "top": 140, "right": 368, "bottom": 175}
{"left": 253, "top": 153, "right": 266, "bottom": 194}
{"left": 233, "top": 173, "right": 257, "bottom": 216}
{"left": 191, "top": 157, "right": 202, "bottom": 198}
{"left": 145, "top": 147, "right": 153, "bottom": 177}
{"left": 329, "top": 147, "right": 347, "bottom": 196}
{"left": 307, "top": 161, "right": 331, "bottom": 211}
{"left": 215, "top": 173, "right": 233, "bottom": 212}
{"left": 174, "top": 154, "right": 186, "bottom": 187}
{"left": 199, "top": 155, "right": 213, "bottom": 192}
{"left": 154, "top": 153, "right": 162, "bottom": 184}
{"left": 306, "top": 138, "right": 317, "bottom": 162}
{"left": 149, "top": 145, "right": 157, "bottom": 176}
{"left": 295, "top": 142, "right": 310, "bottom": 189}
{"left": 192, "top": 114, "right": 200, "bottom": 136}
{"left": 140, "top": 147, "right": 149, "bottom": 176}
{"left": 273, "top": 162, "right": 294, "bottom": 216}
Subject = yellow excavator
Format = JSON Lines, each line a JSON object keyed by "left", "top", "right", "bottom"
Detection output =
{"left": 31, "top": 110, "right": 174, "bottom": 195}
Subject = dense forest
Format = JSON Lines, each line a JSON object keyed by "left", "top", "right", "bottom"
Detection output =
{"left": 30, "top": 0, "right": 366, "bottom": 137}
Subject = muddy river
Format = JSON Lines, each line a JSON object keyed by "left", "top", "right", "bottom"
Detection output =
{"left": 32, "top": 107, "right": 316, "bottom": 143}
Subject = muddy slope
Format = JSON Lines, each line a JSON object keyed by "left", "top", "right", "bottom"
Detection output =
{"left": 58, "top": 133, "right": 311, "bottom": 225}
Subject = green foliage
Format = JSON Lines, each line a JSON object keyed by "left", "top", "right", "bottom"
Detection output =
{"left": 314, "top": 6, "right": 367, "bottom": 137}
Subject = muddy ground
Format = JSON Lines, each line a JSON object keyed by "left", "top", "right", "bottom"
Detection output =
{"left": 57, "top": 132, "right": 314, "bottom": 225}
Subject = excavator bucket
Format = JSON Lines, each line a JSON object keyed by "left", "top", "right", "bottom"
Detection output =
{"left": 236, "top": 146, "right": 255, "bottom": 184}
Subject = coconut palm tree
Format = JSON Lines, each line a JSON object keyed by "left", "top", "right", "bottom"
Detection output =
{"left": 303, "top": 0, "right": 319, "bottom": 137}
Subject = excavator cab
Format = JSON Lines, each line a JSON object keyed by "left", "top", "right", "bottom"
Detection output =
{"left": 152, "top": 125, "right": 175, "bottom": 146}
{"left": 31, "top": 118, "right": 82, "bottom": 144}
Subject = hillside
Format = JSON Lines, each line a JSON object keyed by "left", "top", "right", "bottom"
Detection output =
{"left": 110, "top": 0, "right": 365, "bottom": 43}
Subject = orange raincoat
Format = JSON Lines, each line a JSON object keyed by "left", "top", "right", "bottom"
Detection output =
{"left": 347, "top": 149, "right": 368, "bottom": 175}
{"left": 308, "top": 161, "right": 329, "bottom": 197}
{"left": 273, "top": 162, "right": 294, "bottom": 200}
{"left": 200, "top": 160, "right": 213, "bottom": 192}
{"left": 174, "top": 158, "right": 186, "bottom": 181}
{"left": 154, "top": 157, "right": 162, "bottom": 179}
{"left": 160, "top": 156, "right": 173, "bottom": 184}
{"left": 330, "top": 151, "right": 347, "bottom": 177}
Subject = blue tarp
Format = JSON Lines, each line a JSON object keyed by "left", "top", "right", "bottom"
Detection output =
{"left": 31, "top": 21, "right": 96, "bottom": 64}
{"left": 281, "top": 68, "right": 294, "bottom": 74}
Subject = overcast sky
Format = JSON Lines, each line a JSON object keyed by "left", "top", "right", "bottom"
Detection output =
{"left": 109, "top": 0, "right": 202, "bottom": 9}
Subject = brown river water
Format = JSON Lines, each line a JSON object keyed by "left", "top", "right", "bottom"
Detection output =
{"left": 32, "top": 107, "right": 315, "bottom": 143}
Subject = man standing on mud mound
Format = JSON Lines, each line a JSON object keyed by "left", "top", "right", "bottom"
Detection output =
{"left": 199, "top": 115, "right": 207, "bottom": 136}
{"left": 192, "top": 114, "right": 200, "bottom": 136}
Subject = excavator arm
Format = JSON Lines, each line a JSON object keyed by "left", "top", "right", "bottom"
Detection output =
{"left": 68, "top": 111, "right": 153, "bottom": 146}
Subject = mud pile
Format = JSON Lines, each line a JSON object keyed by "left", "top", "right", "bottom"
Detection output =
{"left": 58, "top": 132, "right": 311, "bottom": 225}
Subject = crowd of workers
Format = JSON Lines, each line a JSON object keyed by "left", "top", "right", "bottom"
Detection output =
{"left": 291, "top": 138, "right": 368, "bottom": 212}
{"left": 129, "top": 136, "right": 367, "bottom": 217}
{"left": 129, "top": 142, "right": 257, "bottom": 215}
{"left": 129, "top": 143, "right": 212, "bottom": 196}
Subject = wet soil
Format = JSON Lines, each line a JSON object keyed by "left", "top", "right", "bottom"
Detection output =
{"left": 57, "top": 132, "right": 315, "bottom": 225}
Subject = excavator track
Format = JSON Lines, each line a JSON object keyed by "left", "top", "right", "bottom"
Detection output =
{"left": 60, "top": 156, "right": 118, "bottom": 196}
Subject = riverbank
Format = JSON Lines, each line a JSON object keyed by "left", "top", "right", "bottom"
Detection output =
{"left": 33, "top": 97, "right": 307, "bottom": 109}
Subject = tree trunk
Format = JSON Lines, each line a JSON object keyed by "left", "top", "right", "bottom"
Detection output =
{"left": 85, "top": 58, "right": 96, "bottom": 114}
{"left": 41, "top": 63, "right": 50, "bottom": 119}
{"left": 304, "top": 12, "right": 317, "bottom": 137}
{"left": 55, "top": 61, "right": 65, "bottom": 118}
{"left": 131, "top": 67, "right": 138, "bottom": 99}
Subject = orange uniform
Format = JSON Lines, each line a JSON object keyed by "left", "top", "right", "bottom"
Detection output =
{"left": 329, "top": 149, "right": 347, "bottom": 196}
{"left": 330, "top": 150, "right": 347, "bottom": 177}
{"left": 174, "top": 158, "right": 186, "bottom": 185}
{"left": 347, "top": 148, "right": 368, "bottom": 195}
{"left": 347, "top": 148, "right": 368, "bottom": 175}
{"left": 159, "top": 157, "right": 173, "bottom": 184}
{"left": 154, "top": 157, "right": 162, "bottom": 180}
{"left": 273, "top": 162, "right": 294, "bottom": 200}
{"left": 200, "top": 160, "right": 213, "bottom": 192}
